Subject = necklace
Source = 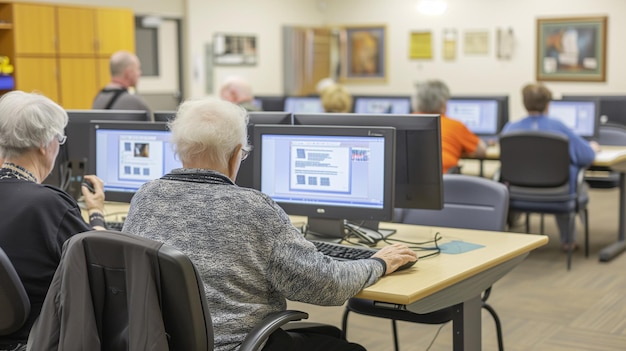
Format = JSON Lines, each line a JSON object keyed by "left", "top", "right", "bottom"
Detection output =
{"left": 0, "top": 162, "right": 38, "bottom": 183}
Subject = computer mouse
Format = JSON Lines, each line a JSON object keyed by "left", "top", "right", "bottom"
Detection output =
{"left": 396, "top": 259, "right": 417, "bottom": 271}
{"left": 82, "top": 179, "right": 95, "bottom": 194}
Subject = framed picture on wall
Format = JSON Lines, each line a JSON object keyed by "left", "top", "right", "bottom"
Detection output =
{"left": 536, "top": 16, "right": 607, "bottom": 82}
{"left": 213, "top": 33, "right": 257, "bottom": 65}
{"left": 339, "top": 25, "right": 387, "bottom": 83}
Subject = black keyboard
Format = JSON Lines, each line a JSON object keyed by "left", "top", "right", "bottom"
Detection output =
{"left": 106, "top": 221, "right": 125, "bottom": 231}
{"left": 311, "top": 240, "right": 377, "bottom": 260}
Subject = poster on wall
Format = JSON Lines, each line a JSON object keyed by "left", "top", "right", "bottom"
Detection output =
{"left": 409, "top": 31, "right": 433, "bottom": 59}
{"left": 443, "top": 29, "right": 457, "bottom": 61}
{"left": 339, "top": 25, "right": 387, "bottom": 83}
{"left": 463, "top": 30, "right": 489, "bottom": 55}
{"left": 213, "top": 33, "right": 257, "bottom": 65}
{"left": 536, "top": 16, "right": 607, "bottom": 82}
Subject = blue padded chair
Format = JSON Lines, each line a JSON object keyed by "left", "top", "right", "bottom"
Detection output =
{"left": 584, "top": 123, "right": 626, "bottom": 189}
{"left": 28, "top": 231, "right": 312, "bottom": 351}
{"left": 498, "top": 130, "right": 589, "bottom": 270}
{"left": 342, "top": 174, "right": 509, "bottom": 351}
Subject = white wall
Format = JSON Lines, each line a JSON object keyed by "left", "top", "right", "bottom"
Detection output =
{"left": 321, "top": 0, "right": 626, "bottom": 119}
{"left": 184, "top": 0, "right": 325, "bottom": 98}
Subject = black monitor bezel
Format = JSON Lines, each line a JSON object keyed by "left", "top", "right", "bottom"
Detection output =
{"left": 254, "top": 95, "right": 286, "bottom": 111}
{"left": 88, "top": 120, "right": 172, "bottom": 203}
{"left": 153, "top": 110, "right": 177, "bottom": 122}
{"left": 293, "top": 113, "right": 443, "bottom": 210}
{"left": 351, "top": 94, "right": 413, "bottom": 114}
{"left": 549, "top": 98, "right": 601, "bottom": 140}
{"left": 252, "top": 124, "right": 396, "bottom": 223}
{"left": 446, "top": 95, "right": 509, "bottom": 136}
{"left": 236, "top": 111, "right": 293, "bottom": 189}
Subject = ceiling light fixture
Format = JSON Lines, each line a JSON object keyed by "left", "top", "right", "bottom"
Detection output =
{"left": 416, "top": 0, "right": 448, "bottom": 16}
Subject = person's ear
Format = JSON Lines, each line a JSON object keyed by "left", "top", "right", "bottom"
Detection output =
{"left": 227, "top": 144, "right": 243, "bottom": 180}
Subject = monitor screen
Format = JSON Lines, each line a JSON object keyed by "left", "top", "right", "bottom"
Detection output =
{"left": 446, "top": 96, "right": 509, "bottom": 136}
{"left": 153, "top": 110, "right": 176, "bottom": 122}
{"left": 562, "top": 95, "right": 626, "bottom": 126}
{"left": 283, "top": 96, "right": 324, "bottom": 113}
{"left": 236, "top": 111, "right": 293, "bottom": 189}
{"left": 548, "top": 99, "right": 600, "bottom": 139}
{"left": 88, "top": 121, "right": 182, "bottom": 203}
{"left": 255, "top": 96, "right": 286, "bottom": 111}
{"left": 45, "top": 109, "right": 151, "bottom": 197}
{"left": 353, "top": 95, "right": 412, "bottom": 114}
{"left": 294, "top": 113, "right": 443, "bottom": 211}
{"left": 253, "top": 124, "right": 395, "bottom": 239}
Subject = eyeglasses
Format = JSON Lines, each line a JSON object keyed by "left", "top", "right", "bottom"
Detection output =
{"left": 57, "top": 134, "right": 67, "bottom": 145}
{"left": 241, "top": 145, "right": 253, "bottom": 161}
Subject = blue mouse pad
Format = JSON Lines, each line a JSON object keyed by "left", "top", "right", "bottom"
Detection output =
{"left": 439, "top": 240, "right": 485, "bottom": 254}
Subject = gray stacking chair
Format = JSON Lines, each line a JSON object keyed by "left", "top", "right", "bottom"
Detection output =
{"left": 584, "top": 123, "right": 626, "bottom": 189}
{"left": 0, "top": 246, "right": 31, "bottom": 344}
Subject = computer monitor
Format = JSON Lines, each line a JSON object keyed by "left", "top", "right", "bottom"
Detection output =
{"left": 88, "top": 121, "right": 183, "bottom": 203}
{"left": 255, "top": 95, "right": 286, "bottom": 111}
{"left": 548, "top": 99, "right": 600, "bottom": 139}
{"left": 562, "top": 95, "right": 626, "bottom": 126}
{"left": 45, "top": 110, "right": 151, "bottom": 198}
{"left": 445, "top": 96, "right": 509, "bottom": 137}
{"left": 236, "top": 111, "right": 293, "bottom": 189}
{"left": 294, "top": 113, "right": 443, "bottom": 211}
{"left": 283, "top": 96, "right": 324, "bottom": 113}
{"left": 253, "top": 124, "right": 396, "bottom": 239}
{"left": 153, "top": 110, "right": 176, "bottom": 122}
{"left": 352, "top": 95, "right": 412, "bottom": 114}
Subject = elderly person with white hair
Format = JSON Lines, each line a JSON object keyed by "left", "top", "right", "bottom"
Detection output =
{"left": 122, "top": 97, "right": 417, "bottom": 351}
{"left": 0, "top": 91, "right": 106, "bottom": 350}
{"left": 219, "top": 76, "right": 261, "bottom": 111}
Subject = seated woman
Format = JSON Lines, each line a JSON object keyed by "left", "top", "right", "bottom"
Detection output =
{"left": 122, "top": 97, "right": 417, "bottom": 351}
{"left": 0, "top": 91, "right": 106, "bottom": 350}
{"left": 321, "top": 84, "right": 353, "bottom": 113}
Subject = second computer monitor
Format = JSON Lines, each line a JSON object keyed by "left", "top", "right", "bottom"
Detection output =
{"left": 89, "top": 121, "right": 182, "bottom": 203}
{"left": 446, "top": 96, "right": 509, "bottom": 137}
{"left": 352, "top": 95, "right": 412, "bottom": 114}
{"left": 236, "top": 111, "right": 293, "bottom": 189}
{"left": 283, "top": 96, "right": 324, "bottom": 113}
{"left": 294, "top": 113, "right": 443, "bottom": 211}
{"left": 548, "top": 99, "right": 600, "bottom": 139}
{"left": 562, "top": 95, "right": 626, "bottom": 126}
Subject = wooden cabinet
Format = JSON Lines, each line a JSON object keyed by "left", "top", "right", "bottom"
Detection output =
{"left": 13, "top": 57, "right": 58, "bottom": 102}
{"left": 96, "top": 8, "right": 135, "bottom": 55}
{"left": 13, "top": 3, "right": 56, "bottom": 55}
{"left": 0, "top": 2, "right": 135, "bottom": 109}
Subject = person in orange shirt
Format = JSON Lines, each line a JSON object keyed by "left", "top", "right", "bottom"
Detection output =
{"left": 415, "top": 80, "right": 486, "bottom": 173}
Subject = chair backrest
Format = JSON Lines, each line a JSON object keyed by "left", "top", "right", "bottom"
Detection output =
{"left": 30, "top": 231, "right": 213, "bottom": 350}
{"left": 597, "top": 123, "right": 626, "bottom": 146}
{"left": 395, "top": 174, "right": 509, "bottom": 231}
{"left": 0, "top": 246, "right": 30, "bottom": 336}
{"left": 499, "top": 130, "right": 570, "bottom": 188}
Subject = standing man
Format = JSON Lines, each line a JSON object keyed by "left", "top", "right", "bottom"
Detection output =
{"left": 219, "top": 76, "right": 262, "bottom": 111}
{"left": 92, "top": 50, "right": 151, "bottom": 114}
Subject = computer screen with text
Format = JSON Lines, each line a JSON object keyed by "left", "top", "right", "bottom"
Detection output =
{"left": 548, "top": 99, "right": 599, "bottom": 139}
{"left": 353, "top": 96, "right": 412, "bottom": 114}
{"left": 446, "top": 98, "right": 501, "bottom": 135}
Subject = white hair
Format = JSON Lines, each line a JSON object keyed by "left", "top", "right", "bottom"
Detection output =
{"left": 415, "top": 80, "right": 450, "bottom": 114}
{"left": 170, "top": 97, "right": 249, "bottom": 167}
{"left": 0, "top": 91, "right": 67, "bottom": 159}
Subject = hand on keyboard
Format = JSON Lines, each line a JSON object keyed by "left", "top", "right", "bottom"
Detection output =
{"left": 312, "top": 241, "right": 417, "bottom": 273}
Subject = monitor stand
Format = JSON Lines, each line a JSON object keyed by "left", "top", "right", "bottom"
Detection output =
{"left": 64, "top": 158, "right": 87, "bottom": 200}
{"left": 306, "top": 218, "right": 346, "bottom": 242}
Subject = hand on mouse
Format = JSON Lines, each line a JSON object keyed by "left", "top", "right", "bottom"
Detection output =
{"left": 82, "top": 175, "right": 105, "bottom": 214}
{"left": 372, "top": 243, "right": 418, "bottom": 275}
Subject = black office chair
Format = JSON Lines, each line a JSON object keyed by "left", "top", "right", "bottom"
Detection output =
{"left": 498, "top": 130, "right": 589, "bottom": 270}
{"left": 27, "top": 231, "right": 311, "bottom": 351}
{"left": 0, "top": 246, "right": 31, "bottom": 345}
{"left": 584, "top": 123, "right": 626, "bottom": 189}
{"left": 342, "top": 174, "right": 509, "bottom": 351}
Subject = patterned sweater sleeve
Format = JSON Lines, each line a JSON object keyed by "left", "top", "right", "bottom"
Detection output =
{"left": 260, "top": 196, "right": 384, "bottom": 306}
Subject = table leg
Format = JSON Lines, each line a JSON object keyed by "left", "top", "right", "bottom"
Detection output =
{"left": 599, "top": 172, "right": 626, "bottom": 262}
{"left": 452, "top": 295, "right": 482, "bottom": 351}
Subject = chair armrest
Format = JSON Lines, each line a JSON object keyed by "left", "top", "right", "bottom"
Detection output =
{"left": 239, "top": 310, "right": 309, "bottom": 351}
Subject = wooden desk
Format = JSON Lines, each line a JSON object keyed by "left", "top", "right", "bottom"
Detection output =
{"left": 473, "top": 145, "right": 626, "bottom": 262}
{"left": 351, "top": 222, "right": 547, "bottom": 351}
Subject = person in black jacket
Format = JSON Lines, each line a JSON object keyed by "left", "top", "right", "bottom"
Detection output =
{"left": 0, "top": 91, "right": 107, "bottom": 350}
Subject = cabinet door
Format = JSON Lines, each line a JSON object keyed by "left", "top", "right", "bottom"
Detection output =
{"left": 96, "top": 8, "right": 135, "bottom": 56}
{"left": 14, "top": 57, "right": 59, "bottom": 102}
{"left": 13, "top": 4, "right": 56, "bottom": 55}
{"left": 97, "top": 57, "right": 111, "bottom": 89}
{"left": 57, "top": 6, "right": 96, "bottom": 55}
{"left": 58, "top": 58, "right": 99, "bottom": 109}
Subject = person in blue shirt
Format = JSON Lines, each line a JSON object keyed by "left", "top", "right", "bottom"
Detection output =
{"left": 501, "top": 82, "right": 599, "bottom": 251}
